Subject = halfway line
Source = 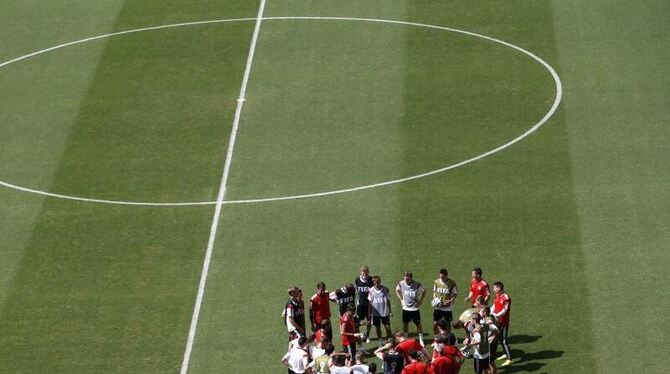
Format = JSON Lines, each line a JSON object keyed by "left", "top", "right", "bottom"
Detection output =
{"left": 179, "top": 0, "right": 266, "bottom": 372}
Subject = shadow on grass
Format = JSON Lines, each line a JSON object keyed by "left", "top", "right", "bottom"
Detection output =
{"left": 500, "top": 348, "right": 564, "bottom": 373}
{"left": 508, "top": 334, "right": 542, "bottom": 344}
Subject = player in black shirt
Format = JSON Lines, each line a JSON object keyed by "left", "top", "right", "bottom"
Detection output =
{"left": 329, "top": 283, "right": 356, "bottom": 316}
{"left": 374, "top": 339, "right": 404, "bottom": 374}
{"left": 355, "top": 265, "right": 374, "bottom": 341}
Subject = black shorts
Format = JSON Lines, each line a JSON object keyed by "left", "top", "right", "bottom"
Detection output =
{"left": 432, "top": 309, "right": 453, "bottom": 322}
{"left": 372, "top": 315, "right": 391, "bottom": 326}
{"left": 402, "top": 309, "right": 421, "bottom": 324}
{"left": 489, "top": 343, "right": 498, "bottom": 363}
{"left": 355, "top": 304, "right": 369, "bottom": 323}
{"left": 474, "top": 357, "right": 489, "bottom": 373}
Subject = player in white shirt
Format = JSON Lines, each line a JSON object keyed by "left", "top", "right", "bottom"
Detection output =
{"left": 367, "top": 275, "right": 393, "bottom": 344}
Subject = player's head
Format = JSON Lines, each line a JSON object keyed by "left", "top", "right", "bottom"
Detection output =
{"left": 394, "top": 331, "right": 406, "bottom": 342}
{"left": 355, "top": 351, "right": 366, "bottom": 363}
{"left": 324, "top": 343, "right": 336, "bottom": 356}
{"left": 318, "top": 335, "right": 330, "bottom": 347}
{"left": 288, "top": 286, "right": 300, "bottom": 298}
{"left": 475, "top": 295, "right": 486, "bottom": 306}
{"left": 344, "top": 283, "right": 355, "bottom": 293}
{"left": 360, "top": 265, "right": 369, "bottom": 277}
{"left": 403, "top": 271, "right": 413, "bottom": 283}
{"left": 470, "top": 312, "right": 481, "bottom": 323}
{"left": 346, "top": 302, "right": 356, "bottom": 315}
{"left": 316, "top": 282, "right": 326, "bottom": 294}
{"left": 480, "top": 306, "right": 491, "bottom": 317}
{"left": 372, "top": 275, "right": 381, "bottom": 286}
{"left": 493, "top": 281, "right": 504, "bottom": 293}
{"left": 298, "top": 336, "right": 308, "bottom": 347}
{"left": 333, "top": 353, "right": 346, "bottom": 366}
{"left": 472, "top": 267, "right": 483, "bottom": 280}
{"left": 408, "top": 349, "right": 419, "bottom": 361}
{"left": 439, "top": 268, "right": 449, "bottom": 281}
{"left": 368, "top": 362, "right": 377, "bottom": 374}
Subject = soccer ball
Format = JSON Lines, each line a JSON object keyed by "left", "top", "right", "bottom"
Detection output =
{"left": 458, "top": 308, "right": 479, "bottom": 323}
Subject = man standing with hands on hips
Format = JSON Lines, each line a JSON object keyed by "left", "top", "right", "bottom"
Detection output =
{"left": 395, "top": 271, "right": 426, "bottom": 346}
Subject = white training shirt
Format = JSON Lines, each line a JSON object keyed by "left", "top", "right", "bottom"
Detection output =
{"left": 368, "top": 285, "right": 390, "bottom": 317}
{"left": 350, "top": 363, "right": 370, "bottom": 373}
{"left": 283, "top": 346, "right": 309, "bottom": 373}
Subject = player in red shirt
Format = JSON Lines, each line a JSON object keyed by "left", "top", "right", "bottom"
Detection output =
{"left": 340, "top": 303, "right": 360, "bottom": 360}
{"left": 394, "top": 331, "right": 429, "bottom": 365}
{"left": 492, "top": 281, "right": 512, "bottom": 367}
{"left": 465, "top": 268, "right": 490, "bottom": 306}
{"left": 309, "top": 282, "right": 332, "bottom": 340}
{"left": 402, "top": 350, "right": 429, "bottom": 374}
{"left": 430, "top": 350, "right": 460, "bottom": 374}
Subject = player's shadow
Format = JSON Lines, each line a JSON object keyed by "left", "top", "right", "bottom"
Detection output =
{"left": 508, "top": 334, "right": 542, "bottom": 344}
{"left": 501, "top": 348, "right": 564, "bottom": 373}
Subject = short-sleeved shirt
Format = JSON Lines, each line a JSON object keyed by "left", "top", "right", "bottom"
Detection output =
{"left": 313, "top": 354, "right": 330, "bottom": 373}
{"left": 431, "top": 355, "right": 458, "bottom": 374}
{"left": 368, "top": 285, "right": 391, "bottom": 317}
{"left": 397, "top": 280, "right": 424, "bottom": 311}
{"left": 331, "top": 366, "right": 352, "bottom": 374}
{"left": 401, "top": 361, "right": 428, "bottom": 374}
{"left": 383, "top": 352, "right": 404, "bottom": 374}
{"left": 396, "top": 339, "right": 423, "bottom": 364}
{"left": 331, "top": 288, "right": 356, "bottom": 316}
{"left": 355, "top": 276, "right": 374, "bottom": 307}
{"left": 310, "top": 292, "right": 332, "bottom": 324}
{"left": 350, "top": 364, "right": 370, "bottom": 373}
{"left": 285, "top": 299, "right": 305, "bottom": 333}
{"left": 469, "top": 279, "right": 490, "bottom": 305}
{"left": 283, "top": 346, "right": 309, "bottom": 373}
{"left": 493, "top": 292, "right": 511, "bottom": 327}
{"left": 472, "top": 329, "right": 490, "bottom": 359}
{"left": 433, "top": 278, "right": 458, "bottom": 311}
{"left": 340, "top": 313, "right": 355, "bottom": 346}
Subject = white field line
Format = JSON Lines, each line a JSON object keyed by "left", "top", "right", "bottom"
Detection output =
{"left": 0, "top": 16, "right": 562, "bottom": 207}
{"left": 179, "top": 1, "right": 266, "bottom": 373}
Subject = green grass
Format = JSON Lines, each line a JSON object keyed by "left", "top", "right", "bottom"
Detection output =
{"left": 0, "top": 0, "right": 668, "bottom": 373}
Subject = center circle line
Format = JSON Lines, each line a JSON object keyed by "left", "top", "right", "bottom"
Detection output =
{"left": 0, "top": 16, "right": 562, "bottom": 207}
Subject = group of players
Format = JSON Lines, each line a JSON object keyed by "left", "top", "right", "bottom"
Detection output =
{"left": 281, "top": 266, "right": 512, "bottom": 374}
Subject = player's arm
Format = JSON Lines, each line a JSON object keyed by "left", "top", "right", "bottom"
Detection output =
{"left": 417, "top": 284, "right": 426, "bottom": 306}
{"left": 368, "top": 292, "right": 376, "bottom": 320}
{"left": 419, "top": 347, "right": 430, "bottom": 363}
{"left": 281, "top": 352, "right": 290, "bottom": 368}
{"left": 448, "top": 285, "right": 458, "bottom": 304}
{"left": 340, "top": 319, "right": 359, "bottom": 338}
{"left": 374, "top": 343, "right": 393, "bottom": 360}
{"left": 386, "top": 296, "right": 393, "bottom": 317}
{"left": 488, "top": 325, "right": 499, "bottom": 344}
{"left": 395, "top": 283, "right": 404, "bottom": 305}
{"left": 483, "top": 284, "right": 491, "bottom": 303}
{"left": 465, "top": 287, "right": 474, "bottom": 303}
{"left": 432, "top": 283, "right": 439, "bottom": 300}
{"left": 493, "top": 298, "right": 510, "bottom": 318}
{"left": 328, "top": 291, "right": 338, "bottom": 303}
{"left": 300, "top": 354, "right": 310, "bottom": 373}
{"left": 287, "top": 306, "right": 303, "bottom": 333}
{"left": 467, "top": 332, "right": 481, "bottom": 346}
{"left": 308, "top": 298, "right": 316, "bottom": 329}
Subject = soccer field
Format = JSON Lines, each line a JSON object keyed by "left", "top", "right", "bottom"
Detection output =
{"left": 0, "top": 0, "right": 668, "bottom": 373}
